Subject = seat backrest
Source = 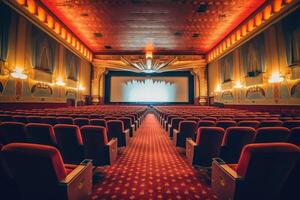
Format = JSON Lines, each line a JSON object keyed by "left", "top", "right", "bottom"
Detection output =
{"left": 26, "top": 116, "right": 42, "bottom": 123}
{"left": 25, "top": 123, "right": 57, "bottom": 146}
{"left": 104, "top": 117, "right": 117, "bottom": 121}
{"left": 0, "top": 122, "right": 27, "bottom": 144}
{"left": 259, "top": 120, "right": 283, "bottom": 127}
{"left": 185, "top": 117, "right": 200, "bottom": 123}
{"left": 41, "top": 117, "right": 57, "bottom": 126}
{"left": 74, "top": 118, "right": 90, "bottom": 128}
{"left": 118, "top": 117, "right": 131, "bottom": 130}
{"left": 237, "top": 120, "right": 260, "bottom": 129}
{"left": 235, "top": 143, "right": 300, "bottom": 199}
{"left": 195, "top": 127, "right": 225, "bottom": 166}
{"left": 90, "top": 119, "right": 106, "bottom": 127}
{"left": 178, "top": 120, "right": 197, "bottom": 140}
{"left": 202, "top": 117, "right": 217, "bottom": 121}
{"left": 171, "top": 117, "right": 184, "bottom": 129}
{"left": 0, "top": 114, "right": 14, "bottom": 122}
{"left": 282, "top": 120, "right": 300, "bottom": 129}
{"left": 53, "top": 125, "right": 84, "bottom": 164}
{"left": 197, "top": 120, "right": 216, "bottom": 127}
{"left": 216, "top": 120, "right": 237, "bottom": 130}
{"left": 254, "top": 127, "right": 290, "bottom": 143}
{"left": 2, "top": 143, "right": 67, "bottom": 199}
{"left": 56, "top": 117, "right": 74, "bottom": 125}
{"left": 221, "top": 127, "right": 256, "bottom": 163}
{"left": 13, "top": 115, "right": 28, "bottom": 124}
{"left": 80, "top": 126, "right": 108, "bottom": 166}
{"left": 106, "top": 120, "right": 124, "bottom": 140}
{"left": 288, "top": 127, "right": 300, "bottom": 146}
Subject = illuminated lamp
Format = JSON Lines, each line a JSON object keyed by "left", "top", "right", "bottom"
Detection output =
{"left": 37, "top": 7, "right": 46, "bottom": 22}
{"left": 71, "top": 37, "right": 76, "bottom": 47}
{"left": 76, "top": 41, "right": 80, "bottom": 50}
{"left": 226, "top": 38, "right": 231, "bottom": 48}
{"left": 219, "top": 46, "right": 223, "bottom": 53}
{"left": 46, "top": 15, "right": 54, "bottom": 29}
{"left": 236, "top": 29, "right": 241, "bottom": 41}
{"left": 284, "top": 0, "right": 293, "bottom": 4}
{"left": 80, "top": 45, "right": 84, "bottom": 54}
{"left": 16, "top": 0, "right": 26, "bottom": 5}
{"left": 27, "top": 0, "right": 37, "bottom": 14}
{"left": 255, "top": 12, "right": 263, "bottom": 27}
{"left": 273, "top": 0, "right": 282, "bottom": 13}
{"left": 78, "top": 85, "right": 86, "bottom": 91}
{"left": 233, "top": 81, "right": 243, "bottom": 89}
{"left": 10, "top": 68, "right": 28, "bottom": 79}
{"left": 231, "top": 34, "right": 236, "bottom": 44}
{"left": 66, "top": 33, "right": 72, "bottom": 44}
{"left": 263, "top": 5, "right": 272, "bottom": 21}
{"left": 247, "top": 19, "right": 254, "bottom": 32}
{"left": 55, "top": 78, "right": 66, "bottom": 86}
{"left": 215, "top": 84, "right": 222, "bottom": 93}
{"left": 54, "top": 22, "right": 61, "bottom": 34}
{"left": 242, "top": 25, "right": 247, "bottom": 36}
{"left": 61, "top": 28, "right": 66, "bottom": 39}
{"left": 268, "top": 72, "right": 284, "bottom": 83}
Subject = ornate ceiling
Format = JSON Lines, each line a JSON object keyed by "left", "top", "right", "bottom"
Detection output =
{"left": 40, "top": 0, "right": 265, "bottom": 55}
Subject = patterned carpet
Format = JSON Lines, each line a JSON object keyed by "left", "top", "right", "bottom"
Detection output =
{"left": 91, "top": 113, "right": 217, "bottom": 200}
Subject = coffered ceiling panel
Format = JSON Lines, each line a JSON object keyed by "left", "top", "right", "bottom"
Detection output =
{"left": 40, "top": 0, "right": 265, "bottom": 54}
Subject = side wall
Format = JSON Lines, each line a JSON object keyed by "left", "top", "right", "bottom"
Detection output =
{"left": 0, "top": 3, "right": 91, "bottom": 108}
{"left": 208, "top": 8, "right": 300, "bottom": 106}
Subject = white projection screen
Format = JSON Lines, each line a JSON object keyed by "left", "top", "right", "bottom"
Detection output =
{"left": 109, "top": 76, "right": 190, "bottom": 103}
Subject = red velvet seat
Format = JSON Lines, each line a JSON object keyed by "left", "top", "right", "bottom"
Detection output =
{"left": 56, "top": 117, "right": 74, "bottom": 125}
{"left": 25, "top": 123, "right": 57, "bottom": 146}
{"left": 119, "top": 117, "right": 135, "bottom": 137}
{"left": 41, "top": 116, "right": 57, "bottom": 126}
{"left": 186, "top": 127, "right": 225, "bottom": 166}
{"left": 237, "top": 120, "right": 260, "bottom": 129}
{"left": 80, "top": 126, "right": 117, "bottom": 166}
{"left": 106, "top": 120, "right": 130, "bottom": 147}
{"left": 254, "top": 127, "right": 290, "bottom": 143}
{"left": 26, "top": 116, "right": 42, "bottom": 123}
{"left": 202, "top": 116, "right": 217, "bottom": 121}
{"left": 53, "top": 125, "right": 84, "bottom": 164}
{"left": 259, "top": 120, "right": 283, "bottom": 127}
{"left": 287, "top": 127, "right": 300, "bottom": 146}
{"left": 173, "top": 120, "right": 197, "bottom": 148}
{"left": 168, "top": 117, "right": 184, "bottom": 138}
{"left": 282, "top": 120, "right": 300, "bottom": 129}
{"left": 219, "top": 127, "right": 256, "bottom": 163}
{"left": 90, "top": 119, "right": 106, "bottom": 128}
{"left": 13, "top": 115, "right": 28, "bottom": 124}
{"left": 0, "top": 122, "right": 27, "bottom": 144}
{"left": 104, "top": 117, "right": 117, "bottom": 121}
{"left": 164, "top": 114, "right": 177, "bottom": 131}
{"left": 74, "top": 118, "right": 90, "bottom": 128}
{"left": 216, "top": 120, "right": 237, "bottom": 130}
{"left": 2, "top": 143, "right": 92, "bottom": 200}
{"left": 212, "top": 143, "right": 300, "bottom": 200}
{"left": 185, "top": 117, "right": 200, "bottom": 123}
{"left": 90, "top": 114, "right": 104, "bottom": 119}
{"left": 197, "top": 120, "right": 216, "bottom": 127}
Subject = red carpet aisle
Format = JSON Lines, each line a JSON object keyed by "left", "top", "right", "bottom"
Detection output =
{"left": 91, "top": 114, "right": 217, "bottom": 200}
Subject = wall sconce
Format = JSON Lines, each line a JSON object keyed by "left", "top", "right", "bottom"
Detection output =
{"left": 268, "top": 73, "right": 284, "bottom": 83}
{"left": 214, "top": 84, "right": 222, "bottom": 93}
{"left": 78, "top": 85, "right": 86, "bottom": 91}
{"left": 10, "top": 68, "right": 28, "bottom": 79}
{"left": 233, "top": 80, "right": 244, "bottom": 89}
{"left": 55, "top": 78, "right": 66, "bottom": 86}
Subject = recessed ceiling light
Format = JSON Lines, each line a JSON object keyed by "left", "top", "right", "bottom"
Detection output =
{"left": 192, "top": 33, "right": 200, "bottom": 38}
{"left": 81, "top": 13, "right": 89, "bottom": 17}
{"left": 94, "top": 32, "right": 103, "bottom": 38}
{"left": 104, "top": 45, "right": 112, "bottom": 49}
{"left": 197, "top": 2, "right": 208, "bottom": 13}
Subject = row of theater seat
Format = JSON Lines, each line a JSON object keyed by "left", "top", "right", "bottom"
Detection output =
{"left": 0, "top": 107, "right": 147, "bottom": 200}
{"left": 154, "top": 106, "right": 300, "bottom": 200}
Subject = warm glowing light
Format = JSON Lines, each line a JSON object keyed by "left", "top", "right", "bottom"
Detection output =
{"left": 234, "top": 81, "right": 243, "bottom": 89}
{"left": 16, "top": 0, "right": 26, "bottom": 5}
{"left": 46, "top": 15, "right": 54, "bottom": 29}
{"left": 61, "top": 28, "right": 66, "bottom": 39}
{"left": 247, "top": 19, "right": 254, "bottom": 32}
{"left": 273, "top": 0, "right": 283, "bottom": 13}
{"left": 268, "top": 73, "right": 284, "bottom": 83}
{"left": 242, "top": 25, "right": 247, "bottom": 36}
{"left": 54, "top": 22, "right": 61, "bottom": 34}
{"left": 215, "top": 84, "right": 222, "bottom": 93}
{"left": 37, "top": 7, "right": 46, "bottom": 22}
{"left": 255, "top": 12, "right": 263, "bottom": 27}
{"left": 55, "top": 78, "right": 66, "bottom": 86}
{"left": 146, "top": 51, "right": 153, "bottom": 59}
{"left": 78, "top": 85, "right": 86, "bottom": 91}
{"left": 236, "top": 30, "right": 241, "bottom": 41}
{"left": 263, "top": 5, "right": 272, "bottom": 20}
{"left": 10, "top": 68, "right": 28, "bottom": 79}
{"left": 27, "top": 0, "right": 37, "bottom": 14}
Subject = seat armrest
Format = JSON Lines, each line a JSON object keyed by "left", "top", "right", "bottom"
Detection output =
{"left": 123, "top": 129, "right": 130, "bottom": 146}
{"left": 59, "top": 159, "right": 93, "bottom": 200}
{"left": 173, "top": 129, "right": 180, "bottom": 146}
{"left": 106, "top": 138, "right": 118, "bottom": 164}
{"left": 186, "top": 138, "right": 198, "bottom": 165}
{"left": 173, "top": 129, "right": 179, "bottom": 135}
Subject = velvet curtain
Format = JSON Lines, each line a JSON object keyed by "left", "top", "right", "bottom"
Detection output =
{"left": 220, "top": 53, "right": 233, "bottom": 83}
{"left": 0, "top": 3, "right": 11, "bottom": 62}
{"left": 64, "top": 49, "right": 79, "bottom": 81}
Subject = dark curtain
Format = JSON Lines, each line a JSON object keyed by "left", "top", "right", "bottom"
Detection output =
{"left": 282, "top": 9, "right": 300, "bottom": 66}
{"left": 64, "top": 49, "right": 79, "bottom": 81}
{"left": 31, "top": 26, "right": 58, "bottom": 73}
{"left": 0, "top": 3, "right": 11, "bottom": 62}
{"left": 220, "top": 53, "right": 233, "bottom": 83}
